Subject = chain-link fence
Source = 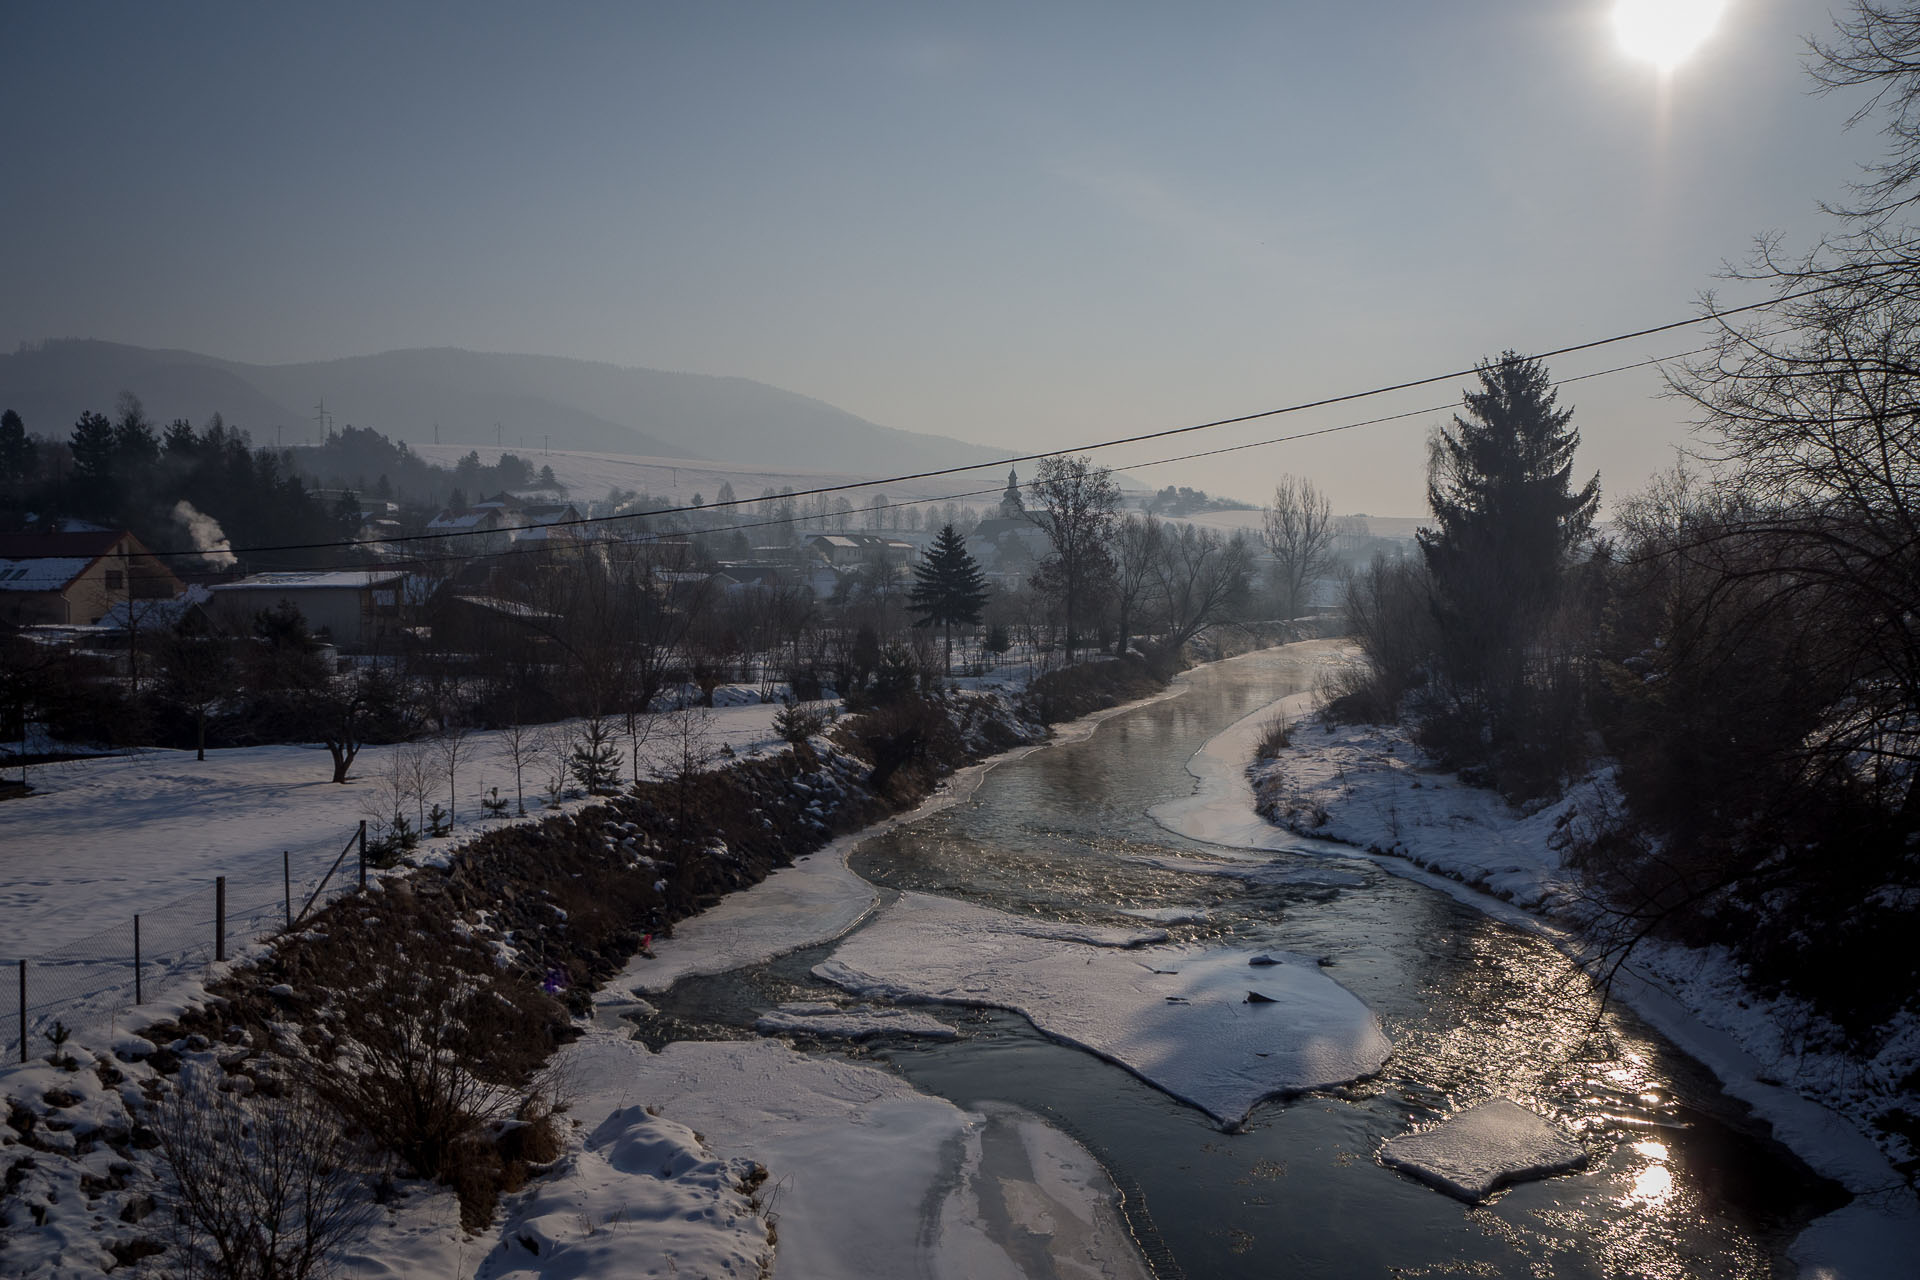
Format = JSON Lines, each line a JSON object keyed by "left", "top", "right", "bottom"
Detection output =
{"left": 5, "top": 823, "right": 366, "bottom": 1063}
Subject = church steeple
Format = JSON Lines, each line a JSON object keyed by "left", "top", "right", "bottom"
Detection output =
{"left": 999, "top": 467, "right": 1025, "bottom": 518}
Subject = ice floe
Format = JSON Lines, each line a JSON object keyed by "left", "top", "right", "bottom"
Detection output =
{"left": 1378, "top": 1099, "right": 1586, "bottom": 1201}
{"left": 756, "top": 1001, "right": 957, "bottom": 1040}
{"left": 814, "top": 891, "right": 1391, "bottom": 1126}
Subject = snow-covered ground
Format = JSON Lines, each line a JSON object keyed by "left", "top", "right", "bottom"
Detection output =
{"left": 0, "top": 667, "right": 1160, "bottom": 1280}
{"left": 343, "top": 686, "right": 1178, "bottom": 1280}
{"left": 2, "top": 695, "right": 789, "bottom": 959}
{"left": 0, "top": 692, "right": 797, "bottom": 1059}
{"left": 1204, "top": 676, "right": 1920, "bottom": 1278}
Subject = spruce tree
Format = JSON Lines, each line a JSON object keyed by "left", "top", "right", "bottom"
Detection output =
{"left": 1417, "top": 352, "right": 1598, "bottom": 717}
{"left": 0, "top": 410, "right": 37, "bottom": 485}
{"left": 910, "top": 525, "right": 990, "bottom": 675}
{"left": 569, "top": 717, "right": 623, "bottom": 794}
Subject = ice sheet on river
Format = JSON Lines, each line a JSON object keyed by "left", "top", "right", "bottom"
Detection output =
{"left": 756, "top": 1001, "right": 958, "bottom": 1040}
{"left": 1378, "top": 1099, "right": 1587, "bottom": 1201}
{"left": 814, "top": 891, "right": 1392, "bottom": 1126}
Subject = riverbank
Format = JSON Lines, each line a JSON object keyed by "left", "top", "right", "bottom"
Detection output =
{"left": 1238, "top": 677, "right": 1920, "bottom": 1278}
{"left": 0, "top": 654, "right": 1191, "bottom": 1278}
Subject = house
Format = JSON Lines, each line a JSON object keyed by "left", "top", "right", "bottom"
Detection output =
{"left": 806, "top": 533, "right": 915, "bottom": 570}
{"left": 425, "top": 507, "right": 512, "bottom": 556}
{"left": 206, "top": 569, "right": 408, "bottom": 650}
{"left": 0, "top": 530, "right": 185, "bottom": 626}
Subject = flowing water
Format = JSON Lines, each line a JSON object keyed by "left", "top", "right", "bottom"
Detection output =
{"left": 638, "top": 646, "right": 1845, "bottom": 1278}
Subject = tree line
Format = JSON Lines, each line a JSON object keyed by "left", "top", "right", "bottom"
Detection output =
{"left": 0, "top": 395, "right": 356, "bottom": 569}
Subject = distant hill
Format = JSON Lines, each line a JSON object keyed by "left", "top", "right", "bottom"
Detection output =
{"left": 0, "top": 339, "right": 1007, "bottom": 475}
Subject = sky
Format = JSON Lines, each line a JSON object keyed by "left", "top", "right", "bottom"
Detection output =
{"left": 0, "top": 1, "right": 1886, "bottom": 515}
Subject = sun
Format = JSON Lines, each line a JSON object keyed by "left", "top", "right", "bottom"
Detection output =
{"left": 1614, "top": 0, "right": 1727, "bottom": 71}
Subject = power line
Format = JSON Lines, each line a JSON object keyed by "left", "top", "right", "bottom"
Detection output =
{"left": 8, "top": 287, "right": 1818, "bottom": 564}
{"left": 222, "top": 337, "right": 1730, "bottom": 575}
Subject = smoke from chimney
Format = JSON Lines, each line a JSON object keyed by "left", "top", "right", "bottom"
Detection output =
{"left": 172, "top": 501, "right": 237, "bottom": 568}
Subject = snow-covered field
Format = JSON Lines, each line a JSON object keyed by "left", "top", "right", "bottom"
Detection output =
{"left": 0, "top": 692, "right": 799, "bottom": 1059}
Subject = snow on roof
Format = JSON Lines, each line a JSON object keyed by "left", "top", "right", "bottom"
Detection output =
{"left": 451, "top": 594, "right": 560, "bottom": 621}
{"left": 210, "top": 571, "right": 407, "bottom": 593}
{"left": 0, "top": 557, "right": 94, "bottom": 592}
{"left": 97, "top": 585, "right": 210, "bottom": 629}
{"left": 509, "top": 523, "right": 575, "bottom": 543}
{"left": 425, "top": 511, "right": 498, "bottom": 531}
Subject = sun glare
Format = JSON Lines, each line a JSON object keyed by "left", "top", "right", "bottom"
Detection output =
{"left": 1614, "top": 0, "right": 1727, "bottom": 71}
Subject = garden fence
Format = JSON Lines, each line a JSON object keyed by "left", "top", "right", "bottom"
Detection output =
{"left": 4, "top": 822, "right": 366, "bottom": 1063}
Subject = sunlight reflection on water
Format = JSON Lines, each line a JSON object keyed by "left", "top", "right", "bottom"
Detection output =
{"left": 663, "top": 649, "right": 1842, "bottom": 1276}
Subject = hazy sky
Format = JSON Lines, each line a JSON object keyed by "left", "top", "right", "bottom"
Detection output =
{"left": 0, "top": 2, "right": 1884, "bottom": 514}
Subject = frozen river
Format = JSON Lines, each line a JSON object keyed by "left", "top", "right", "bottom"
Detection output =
{"left": 636, "top": 645, "right": 1842, "bottom": 1277}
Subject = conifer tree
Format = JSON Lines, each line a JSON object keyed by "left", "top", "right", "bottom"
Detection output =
{"left": 1418, "top": 352, "right": 1598, "bottom": 705}
{"left": 0, "top": 410, "right": 37, "bottom": 485}
{"left": 909, "top": 524, "right": 990, "bottom": 674}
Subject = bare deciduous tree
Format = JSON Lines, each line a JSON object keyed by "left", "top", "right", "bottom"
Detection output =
{"left": 497, "top": 720, "right": 539, "bottom": 816}
{"left": 1262, "top": 474, "right": 1336, "bottom": 621}
{"left": 1156, "top": 525, "right": 1253, "bottom": 650}
{"left": 435, "top": 725, "right": 474, "bottom": 825}
{"left": 1110, "top": 513, "right": 1162, "bottom": 657}
{"left": 1026, "top": 455, "right": 1119, "bottom": 654}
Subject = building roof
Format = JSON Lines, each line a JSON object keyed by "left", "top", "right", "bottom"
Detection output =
{"left": 0, "top": 557, "right": 96, "bottom": 592}
{"left": 425, "top": 510, "right": 502, "bottom": 531}
{"left": 0, "top": 530, "right": 172, "bottom": 595}
{"left": 450, "top": 594, "right": 560, "bottom": 622}
{"left": 210, "top": 570, "right": 407, "bottom": 593}
{"left": 97, "top": 585, "right": 212, "bottom": 629}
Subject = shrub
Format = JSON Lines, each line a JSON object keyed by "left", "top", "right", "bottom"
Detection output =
{"left": 773, "top": 699, "right": 828, "bottom": 746}
{"left": 313, "top": 942, "right": 563, "bottom": 1188}
{"left": 1253, "top": 713, "right": 1291, "bottom": 760}
{"left": 154, "top": 1080, "right": 373, "bottom": 1280}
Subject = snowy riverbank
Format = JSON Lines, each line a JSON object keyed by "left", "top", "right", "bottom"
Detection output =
{"left": 1225, "top": 691, "right": 1920, "bottom": 1278}
{"left": 0, "top": 652, "right": 1190, "bottom": 1277}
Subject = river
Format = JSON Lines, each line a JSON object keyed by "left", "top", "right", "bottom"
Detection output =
{"left": 636, "top": 645, "right": 1843, "bottom": 1278}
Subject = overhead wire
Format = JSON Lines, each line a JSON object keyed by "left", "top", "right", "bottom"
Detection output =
{"left": 223, "top": 337, "right": 1732, "bottom": 575}
{"left": 6, "top": 286, "right": 1820, "bottom": 566}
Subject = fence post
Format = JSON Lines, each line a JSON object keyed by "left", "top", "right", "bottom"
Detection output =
{"left": 17, "top": 960, "right": 24, "bottom": 1064}
{"left": 216, "top": 876, "right": 226, "bottom": 962}
{"left": 133, "top": 915, "right": 143, "bottom": 1005}
{"left": 284, "top": 851, "right": 292, "bottom": 929}
{"left": 358, "top": 819, "right": 367, "bottom": 890}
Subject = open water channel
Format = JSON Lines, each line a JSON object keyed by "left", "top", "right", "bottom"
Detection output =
{"left": 636, "top": 646, "right": 1844, "bottom": 1278}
